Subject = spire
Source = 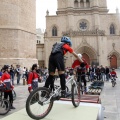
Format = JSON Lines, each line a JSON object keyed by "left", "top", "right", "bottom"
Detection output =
{"left": 46, "top": 9, "right": 49, "bottom": 16}
{"left": 116, "top": 7, "right": 119, "bottom": 14}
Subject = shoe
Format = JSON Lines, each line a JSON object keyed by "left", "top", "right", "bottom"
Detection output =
{"left": 11, "top": 106, "right": 16, "bottom": 109}
{"left": 61, "top": 90, "right": 71, "bottom": 98}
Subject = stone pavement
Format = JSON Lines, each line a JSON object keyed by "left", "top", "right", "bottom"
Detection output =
{"left": 0, "top": 69, "right": 120, "bottom": 120}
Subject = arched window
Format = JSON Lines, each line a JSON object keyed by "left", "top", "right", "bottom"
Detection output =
{"left": 86, "top": 0, "right": 90, "bottom": 7}
{"left": 74, "top": 0, "right": 78, "bottom": 8}
{"left": 110, "top": 24, "right": 115, "bottom": 34}
{"left": 80, "top": 0, "right": 84, "bottom": 8}
{"left": 52, "top": 26, "right": 57, "bottom": 36}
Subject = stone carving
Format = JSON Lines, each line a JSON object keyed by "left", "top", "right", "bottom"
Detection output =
{"left": 62, "top": 29, "right": 105, "bottom": 36}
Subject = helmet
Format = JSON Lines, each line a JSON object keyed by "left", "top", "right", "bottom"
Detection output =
{"left": 61, "top": 36, "right": 72, "bottom": 46}
{"left": 78, "top": 54, "right": 82, "bottom": 58}
{"left": 112, "top": 68, "right": 115, "bottom": 70}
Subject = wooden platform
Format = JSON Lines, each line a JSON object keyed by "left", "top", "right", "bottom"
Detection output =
{"left": 60, "top": 95, "right": 100, "bottom": 104}
{"left": 1, "top": 102, "right": 100, "bottom": 120}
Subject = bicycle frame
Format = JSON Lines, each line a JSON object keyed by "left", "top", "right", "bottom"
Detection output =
{"left": 42, "top": 75, "right": 77, "bottom": 105}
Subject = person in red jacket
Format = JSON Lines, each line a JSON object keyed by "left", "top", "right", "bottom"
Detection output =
{"left": 0, "top": 65, "right": 15, "bottom": 109}
{"left": 72, "top": 54, "right": 89, "bottom": 92}
{"left": 110, "top": 68, "right": 117, "bottom": 78}
{"left": 27, "top": 64, "right": 39, "bottom": 93}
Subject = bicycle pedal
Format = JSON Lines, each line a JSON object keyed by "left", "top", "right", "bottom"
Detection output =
{"left": 51, "top": 96, "right": 60, "bottom": 101}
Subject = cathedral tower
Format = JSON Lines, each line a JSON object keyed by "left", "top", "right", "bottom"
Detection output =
{"left": 0, "top": 0, "right": 37, "bottom": 68}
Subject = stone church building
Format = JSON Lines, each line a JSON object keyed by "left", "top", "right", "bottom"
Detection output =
{"left": 44, "top": 0, "right": 120, "bottom": 68}
{"left": 0, "top": 0, "right": 37, "bottom": 68}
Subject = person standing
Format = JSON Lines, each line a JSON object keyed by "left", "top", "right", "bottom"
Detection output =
{"left": 91, "top": 65, "right": 96, "bottom": 81}
{"left": 10, "top": 65, "right": 15, "bottom": 85}
{"left": 0, "top": 65, "right": 15, "bottom": 109}
{"left": 22, "top": 67, "right": 26, "bottom": 79}
{"left": 16, "top": 65, "right": 22, "bottom": 85}
{"left": 27, "top": 64, "right": 39, "bottom": 93}
{"left": 105, "top": 66, "right": 110, "bottom": 81}
{"left": 96, "top": 66, "right": 101, "bottom": 81}
{"left": 100, "top": 65, "right": 106, "bottom": 81}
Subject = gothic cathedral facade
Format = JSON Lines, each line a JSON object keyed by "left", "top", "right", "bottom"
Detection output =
{"left": 44, "top": 0, "right": 120, "bottom": 68}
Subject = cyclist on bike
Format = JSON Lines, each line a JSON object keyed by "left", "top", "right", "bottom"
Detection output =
{"left": 72, "top": 54, "right": 89, "bottom": 92}
{"left": 44, "top": 36, "right": 83, "bottom": 98}
{"left": 0, "top": 65, "right": 15, "bottom": 109}
{"left": 110, "top": 68, "right": 117, "bottom": 83}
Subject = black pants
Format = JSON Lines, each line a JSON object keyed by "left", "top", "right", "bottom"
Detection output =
{"left": 97, "top": 74, "right": 101, "bottom": 80}
{"left": 45, "top": 53, "right": 66, "bottom": 90}
{"left": 4, "top": 91, "right": 13, "bottom": 106}
{"left": 77, "top": 73, "right": 86, "bottom": 87}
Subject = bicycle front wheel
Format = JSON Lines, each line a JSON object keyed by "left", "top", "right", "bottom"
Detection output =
{"left": 71, "top": 83, "right": 80, "bottom": 107}
{"left": 12, "top": 90, "right": 17, "bottom": 101}
{"left": 0, "top": 99, "right": 10, "bottom": 115}
{"left": 26, "top": 87, "right": 54, "bottom": 119}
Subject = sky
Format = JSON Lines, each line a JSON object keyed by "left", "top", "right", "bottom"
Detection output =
{"left": 36, "top": 0, "right": 120, "bottom": 30}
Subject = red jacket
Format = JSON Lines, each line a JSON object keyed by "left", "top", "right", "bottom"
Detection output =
{"left": 72, "top": 59, "right": 89, "bottom": 69}
{"left": 27, "top": 72, "right": 39, "bottom": 90}
{"left": 1, "top": 72, "right": 13, "bottom": 92}
{"left": 110, "top": 71, "right": 117, "bottom": 77}
{"left": 72, "top": 59, "right": 89, "bottom": 73}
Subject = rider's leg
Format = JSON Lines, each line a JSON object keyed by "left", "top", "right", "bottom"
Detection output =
{"left": 50, "top": 77, "right": 55, "bottom": 91}
{"left": 82, "top": 75, "right": 87, "bottom": 93}
{"left": 44, "top": 72, "right": 55, "bottom": 88}
{"left": 58, "top": 71, "right": 66, "bottom": 90}
{"left": 58, "top": 71, "right": 67, "bottom": 97}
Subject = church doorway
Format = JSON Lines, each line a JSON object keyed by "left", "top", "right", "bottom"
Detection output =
{"left": 82, "top": 53, "right": 90, "bottom": 65}
{"left": 110, "top": 55, "right": 117, "bottom": 69}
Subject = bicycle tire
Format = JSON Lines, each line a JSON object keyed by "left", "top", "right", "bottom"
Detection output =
{"left": 12, "top": 90, "right": 17, "bottom": 100}
{"left": 71, "top": 84, "right": 80, "bottom": 107}
{"left": 0, "top": 99, "right": 10, "bottom": 115}
{"left": 112, "top": 81, "right": 115, "bottom": 87}
{"left": 26, "top": 87, "right": 54, "bottom": 119}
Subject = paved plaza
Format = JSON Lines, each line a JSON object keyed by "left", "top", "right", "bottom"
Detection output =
{"left": 0, "top": 69, "right": 120, "bottom": 120}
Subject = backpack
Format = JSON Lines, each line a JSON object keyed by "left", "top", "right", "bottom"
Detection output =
{"left": 51, "top": 42, "right": 65, "bottom": 54}
{"left": 26, "top": 72, "right": 34, "bottom": 82}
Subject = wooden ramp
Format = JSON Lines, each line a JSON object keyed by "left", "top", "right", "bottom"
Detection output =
{"left": 60, "top": 95, "right": 100, "bottom": 104}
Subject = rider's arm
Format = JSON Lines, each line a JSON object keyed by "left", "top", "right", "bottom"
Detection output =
{"left": 72, "top": 52, "right": 83, "bottom": 63}
{"left": 63, "top": 44, "right": 83, "bottom": 62}
{"left": 27, "top": 72, "right": 33, "bottom": 92}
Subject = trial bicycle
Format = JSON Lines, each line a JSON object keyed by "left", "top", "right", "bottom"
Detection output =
{"left": 0, "top": 84, "right": 11, "bottom": 115}
{"left": 111, "top": 76, "right": 116, "bottom": 87}
{"left": 26, "top": 75, "right": 81, "bottom": 119}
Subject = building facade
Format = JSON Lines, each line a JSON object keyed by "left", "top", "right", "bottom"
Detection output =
{"left": 36, "top": 28, "right": 44, "bottom": 67}
{"left": 44, "top": 0, "right": 120, "bottom": 68}
{"left": 0, "top": 0, "right": 37, "bottom": 68}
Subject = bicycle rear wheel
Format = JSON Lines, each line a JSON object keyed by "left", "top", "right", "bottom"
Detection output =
{"left": 71, "top": 83, "right": 80, "bottom": 107}
{"left": 26, "top": 87, "right": 54, "bottom": 119}
{"left": 0, "top": 99, "right": 10, "bottom": 115}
